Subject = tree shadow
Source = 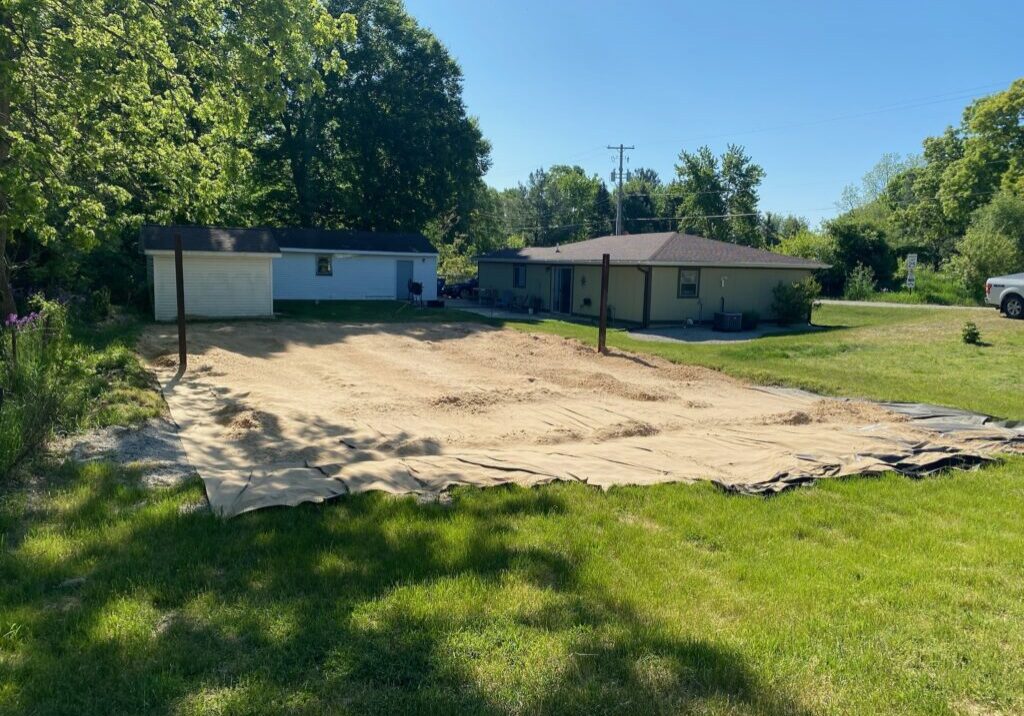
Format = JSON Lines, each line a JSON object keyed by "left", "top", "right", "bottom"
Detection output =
{"left": 2, "top": 467, "right": 811, "bottom": 715}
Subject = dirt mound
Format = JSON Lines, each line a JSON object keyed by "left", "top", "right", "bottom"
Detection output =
{"left": 595, "top": 421, "right": 660, "bottom": 441}
{"left": 541, "top": 368, "right": 673, "bottom": 402}
{"left": 430, "top": 386, "right": 554, "bottom": 413}
{"left": 811, "top": 399, "right": 906, "bottom": 424}
{"left": 762, "top": 410, "right": 814, "bottom": 426}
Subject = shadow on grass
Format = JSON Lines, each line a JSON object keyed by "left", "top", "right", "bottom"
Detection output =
{"left": 2, "top": 465, "right": 810, "bottom": 715}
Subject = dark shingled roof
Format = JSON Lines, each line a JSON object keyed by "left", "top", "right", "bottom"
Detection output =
{"left": 477, "top": 232, "right": 827, "bottom": 269}
{"left": 140, "top": 226, "right": 437, "bottom": 255}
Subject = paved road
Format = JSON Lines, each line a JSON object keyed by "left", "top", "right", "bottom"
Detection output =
{"left": 819, "top": 299, "right": 990, "bottom": 311}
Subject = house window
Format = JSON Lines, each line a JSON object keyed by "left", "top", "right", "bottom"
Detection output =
{"left": 316, "top": 255, "right": 333, "bottom": 276}
{"left": 677, "top": 268, "right": 700, "bottom": 298}
{"left": 513, "top": 264, "right": 527, "bottom": 288}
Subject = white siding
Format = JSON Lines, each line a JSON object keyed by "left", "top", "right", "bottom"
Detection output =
{"left": 152, "top": 254, "right": 274, "bottom": 321}
{"left": 273, "top": 252, "right": 438, "bottom": 301}
{"left": 414, "top": 256, "right": 439, "bottom": 301}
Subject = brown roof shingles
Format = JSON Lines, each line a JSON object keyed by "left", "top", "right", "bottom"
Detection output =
{"left": 477, "top": 232, "right": 827, "bottom": 269}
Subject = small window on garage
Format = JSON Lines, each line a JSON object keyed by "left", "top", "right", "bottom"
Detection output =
{"left": 678, "top": 268, "right": 700, "bottom": 298}
{"left": 513, "top": 264, "right": 527, "bottom": 288}
{"left": 316, "top": 255, "right": 333, "bottom": 276}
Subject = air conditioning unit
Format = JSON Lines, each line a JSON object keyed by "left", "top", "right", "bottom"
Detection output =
{"left": 713, "top": 311, "right": 743, "bottom": 332}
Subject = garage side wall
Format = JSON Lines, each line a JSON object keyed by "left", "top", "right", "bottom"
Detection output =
{"left": 152, "top": 254, "right": 274, "bottom": 321}
{"left": 274, "top": 253, "right": 438, "bottom": 301}
{"left": 649, "top": 266, "right": 813, "bottom": 322}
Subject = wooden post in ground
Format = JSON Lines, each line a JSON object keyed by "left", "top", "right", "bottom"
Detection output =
{"left": 174, "top": 233, "right": 187, "bottom": 371}
{"left": 598, "top": 252, "right": 610, "bottom": 354}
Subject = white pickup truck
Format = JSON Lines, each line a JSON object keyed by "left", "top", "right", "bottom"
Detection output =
{"left": 986, "top": 273, "right": 1024, "bottom": 319}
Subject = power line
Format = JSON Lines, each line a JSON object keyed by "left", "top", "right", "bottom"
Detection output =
{"left": 607, "top": 143, "right": 635, "bottom": 235}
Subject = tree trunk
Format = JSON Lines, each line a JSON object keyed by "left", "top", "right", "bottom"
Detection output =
{"left": 0, "top": 7, "right": 16, "bottom": 318}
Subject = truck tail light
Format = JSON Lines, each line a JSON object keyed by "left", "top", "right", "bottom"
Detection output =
{"left": 985, "top": 282, "right": 992, "bottom": 297}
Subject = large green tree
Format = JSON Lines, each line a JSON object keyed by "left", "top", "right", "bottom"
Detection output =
{"left": 670, "top": 144, "right": 764, "bottom": 244}
{"left": 254, "top": 0, "right": 490, "bottom": 233}
{"left": 0, "top": 0, "right": 356, "bottom": 315}
{"left": 881, "top": 79, "right": 1024, "bottom": 264}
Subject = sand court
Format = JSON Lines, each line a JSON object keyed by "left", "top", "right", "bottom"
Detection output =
{"left": 140, "top": 320, "right": 1021, "bottom": 517}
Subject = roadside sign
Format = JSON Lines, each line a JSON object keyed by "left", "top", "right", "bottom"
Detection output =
{"left": 905, "top": 253, "right": 918, "bottom": 290}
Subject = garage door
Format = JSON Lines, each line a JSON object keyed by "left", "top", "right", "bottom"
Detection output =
{"left": 153, "top": 254, "right": 274, "bottom": 321}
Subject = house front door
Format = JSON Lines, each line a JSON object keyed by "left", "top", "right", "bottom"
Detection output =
{"left": 553, "top": 267, "right": 573, "bottom": 313}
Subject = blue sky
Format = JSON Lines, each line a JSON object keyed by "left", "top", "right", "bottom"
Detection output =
{"left": 403, "top": 0, "right": 1022, "bottom": 223}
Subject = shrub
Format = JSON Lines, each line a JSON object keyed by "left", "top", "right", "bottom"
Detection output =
{"left": 843, "top": 263, "right": 877, "bottom": 300}
{"left": 947, "top": 192, "right": 1024, "bottom": 299}
{"left": 826, "top": 217, "right": 896, "bottom": 292}
{"left": 0, "top": 296, "right": 81, "bottom": 479}
{"left": 962, "top": 321, "right": 982, "bottom": 346}
{"left": 88, "top": 286, "right": 112, "bottom": 321}
{"left": 741, "top": 311, "right": 760, "bottom": 330}
{"left": 772, "top": 277, "right": 821, "bottom": 325}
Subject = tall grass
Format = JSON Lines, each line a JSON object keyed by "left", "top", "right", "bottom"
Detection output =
{"left": 0, "top": 299, "right": 83, "bottom": 476}
{"left": 0, "top": 298, "right": 163, "bottom": 481}
{"left": 870, "top": 265, "right": 979, "bottom": 306}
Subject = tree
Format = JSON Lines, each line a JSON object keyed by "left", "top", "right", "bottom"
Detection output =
{"left": 508, "top": 165, "right": 610, "bottom": 246}
{"left": 672, "top": 147, "right": 728, "bottom": 240}
{"left": 774, "top": 229, "right": 842, "bottom": 294}
{"left": 252, "top": 0, "right": 490, "bottom": 233}
{"left": 619, "top": 167, "right": 665, "bottom": 234}
{"left": 884, "top": 129, "right": 965, "bottom": 261}
{"left": 825, "top": 217, "right": 896, "bottom": 291}
{"left": 948, "top": 191, "right": 1024, "bottom": 297}
{"left": 671, "top": 144, "right": 764, "bottom": 244}
{"left": 0, "top": 0, "right": 356, "bottom": 315}
{"left": 721, "top": 144, "right": 765, "bottom": 246}
{"left": 939, "top": 79, "right": 1024, "bottom": 227}
{"left": 837, "top": 152, "right": 921, "bottom": 212}
{"left": 882, "top": 79, "right": 1024, "bottom": 264}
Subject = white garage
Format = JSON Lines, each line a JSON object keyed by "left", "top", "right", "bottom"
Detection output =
{"left": 141, "top": 226, "right": 439, "bottom": 321}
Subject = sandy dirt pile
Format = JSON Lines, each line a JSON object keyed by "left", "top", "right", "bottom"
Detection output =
{"left": 141, "top": 321, "right": 1018, "bottom": 517}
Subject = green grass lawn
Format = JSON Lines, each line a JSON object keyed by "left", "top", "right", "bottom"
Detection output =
{"left": 1, "top": 301, "right": 1023, "bottom": 715}
{"left": 2, "top": 458, "right": 1023, "bottom": 715}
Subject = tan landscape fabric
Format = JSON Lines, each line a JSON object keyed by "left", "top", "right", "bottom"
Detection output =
{"left": 141, "top": 321, "right": 1021, "bottom": 518}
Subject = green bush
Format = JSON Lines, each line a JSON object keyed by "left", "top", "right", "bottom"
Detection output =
{"left": 873, "top": 264, "right": 978, "bottom": 306}
{"left": 950, "top": 192, "right": 1024, "bottom": 299}
{"left": 962, "top": 321, "right": 982, "bottom": 346}
{"left": 844, "top": 263, "right": 876, "bottom": 300}
{"left": 0, "top": 297, "right": 83, "bottom": 479}
{"left": 772, "top": 277, "right": 821, "bottom": 325}
{"left": 88, "top": 286, "right": 112, "bottom": 321}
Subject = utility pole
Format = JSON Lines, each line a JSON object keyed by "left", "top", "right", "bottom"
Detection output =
{"left": 607, "top": 143, "right": 634, "bottom": 235}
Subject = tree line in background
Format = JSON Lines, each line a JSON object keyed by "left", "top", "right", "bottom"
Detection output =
{"left": 437, "top": 146, "right": 811, "bottom": 277}
{"left": 2, "top": 0, "right": 1021, "bottom": 311}
{"left": 775, "top": 79, "right": 1024, "bottom": 301}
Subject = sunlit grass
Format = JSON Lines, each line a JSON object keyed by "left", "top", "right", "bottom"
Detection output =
{"left": 1, "top": 459, "right": 1023, "bottom": 714}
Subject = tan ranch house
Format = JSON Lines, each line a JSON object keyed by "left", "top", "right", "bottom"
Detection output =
{"left": 476, "top": 232, "right": 827, "bottom": 326}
